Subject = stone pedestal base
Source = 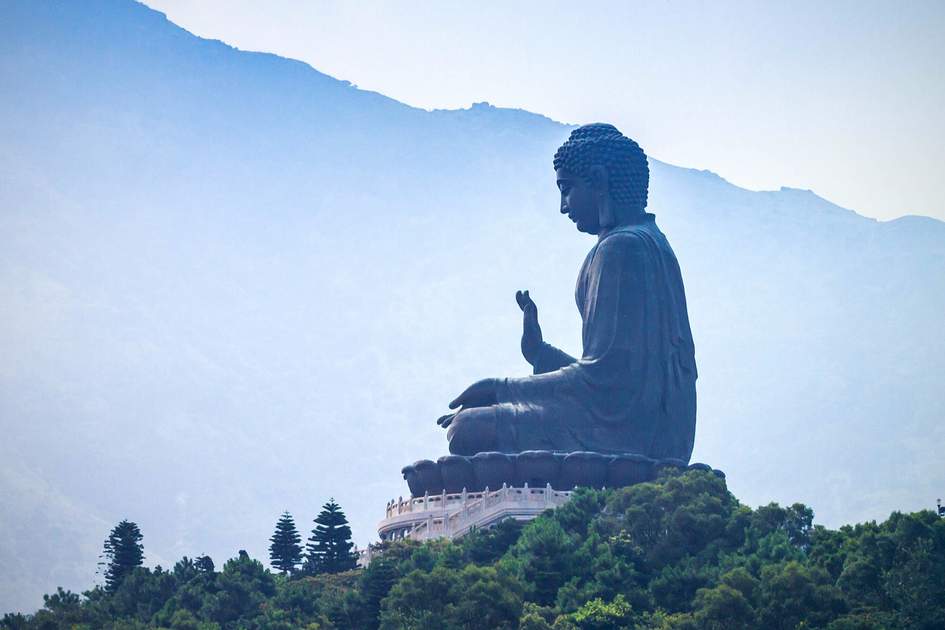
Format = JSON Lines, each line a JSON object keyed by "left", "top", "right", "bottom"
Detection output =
{"left": 400, "top": 451, "right": 722, "bottom": 498}
{"left": 376, "top": 451, "right": 724, "bottom": 543}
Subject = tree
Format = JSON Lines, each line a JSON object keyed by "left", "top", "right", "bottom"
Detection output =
{"left": 171, "top": 555, "right": 213, "bottom": 584}
{"left": 268, "top": 511, "right": 303, "bottom": 574}
{"left": 305, "top": 498, "right": 357, "bottom": 574}
{"left": 109, "top": 566, "right": 177, "bottom": 621}
{"left": 687, "top": 583, "right": 756, "bottom": 630}
{"left": 357, "top": 555, "right": 402, "bottom": 629}
{"left": 379, "top": 565, "right": 523, "bottom": 630}
{"left": 0, "top": 613, "right": 29, "bottom": 629}
{"left": 102, "top": 520, "right": 144, "bottom": 593}
{"left": 562, "top": 594, "right": 634, "bottom": 630}
{"left": 503, "top": 517, "right": 578, "bottom": 606}
{"left": 194, "top": 554, "right": 215, "bottom": 573}
{"left": 209, "top": 551, "right": 276, "bottom": 625}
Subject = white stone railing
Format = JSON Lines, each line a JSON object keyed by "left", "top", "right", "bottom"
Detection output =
{"left": 384, "top": 489, "right": 484, "bottom": 519}
{"left": 378, "top": 483, "right": 572, "bottom": 543}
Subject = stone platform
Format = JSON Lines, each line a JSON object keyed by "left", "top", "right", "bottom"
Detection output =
{"left": 400, "top": 450, "right": 722, "bottom": 498}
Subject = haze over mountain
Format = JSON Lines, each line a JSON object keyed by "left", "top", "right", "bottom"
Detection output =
{"left": 2, "top": 0, "right": 943, "bottom": 614}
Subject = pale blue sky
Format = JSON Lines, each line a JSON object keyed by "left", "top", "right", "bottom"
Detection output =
{"left": 144, "top": 0, "right": 945, "bottom": 222}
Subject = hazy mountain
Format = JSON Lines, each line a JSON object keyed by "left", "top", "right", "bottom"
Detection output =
{"left": 1, "top": 0, "right": 942, "bottom": 613}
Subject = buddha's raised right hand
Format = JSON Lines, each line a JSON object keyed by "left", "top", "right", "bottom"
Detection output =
{"left": 516, "top": 289, "right": 543, "bottom": 365}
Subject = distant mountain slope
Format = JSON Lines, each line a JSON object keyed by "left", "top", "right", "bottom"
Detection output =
{"left": 1, "top": 0, "right": 943, "bottom": 613}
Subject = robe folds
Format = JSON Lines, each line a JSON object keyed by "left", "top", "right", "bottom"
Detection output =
{"left": 492, "top": 213, "right": 697, "bottom": 461}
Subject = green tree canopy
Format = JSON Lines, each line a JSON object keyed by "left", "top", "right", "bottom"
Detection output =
{"left": 101, "top": 520, "right": 144, "bottom": 593}
{"left": 269, "top": 510, "right": 303, "bottom": 575}
{"left": 6, "top": 470, "right": 945, "bottom": 629}
{"left": 306, "top": 498, "right": 357, "bottom": 574}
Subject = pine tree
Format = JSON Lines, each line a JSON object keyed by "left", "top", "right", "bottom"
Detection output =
{"left": 268, "top": 511, "right": 303, "bottom": 574}
{"left": 101, "top": 520, "right": 144, "bottom": 592}
{"left": 194, "top": 554, "right": 215, "bottom": 574}
{"left": 305, "top": 498, "right": 357, "bottom": 574}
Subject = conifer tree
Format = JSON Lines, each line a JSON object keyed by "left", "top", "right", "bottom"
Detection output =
{"left": 305, "top": 498, "right": 357, "bottom": 574}
{"left": 194, "top": 554, "right": 215, "bottom": 574}
{"left": 101, "top": 520, "right": 144, "bottom": 592}
{"left": 268, "top": 511, "right": 302, "bottom": 574}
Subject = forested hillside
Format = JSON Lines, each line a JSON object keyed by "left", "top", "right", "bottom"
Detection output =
{"left": 4, "top": 470, "right": 943, "bottom": 629}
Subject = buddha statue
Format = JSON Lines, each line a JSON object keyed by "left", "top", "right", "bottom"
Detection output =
{"left": 437, "top": 123, "right": 697, "bottom": 463}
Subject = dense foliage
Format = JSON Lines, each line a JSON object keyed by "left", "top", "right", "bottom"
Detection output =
{"left": 3, "top": 470, "right": 943, "bottom": 629}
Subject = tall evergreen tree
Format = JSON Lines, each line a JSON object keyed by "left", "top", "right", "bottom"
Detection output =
{"left": 305, "top": 498, "right": 357, "bottom": 574}
{"left": 268, "top": 511, "right": 302, "bottom": 574}
{"left": 101, "top": 520, "right": 144, "bottom": 592}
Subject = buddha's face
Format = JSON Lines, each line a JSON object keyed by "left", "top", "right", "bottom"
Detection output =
{"left": 556, "top": 167, "right": 600, "bottom": 234}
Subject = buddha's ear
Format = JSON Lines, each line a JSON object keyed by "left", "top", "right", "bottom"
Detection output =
{"left": 588, "top": 165, "right": 609, "bottom": 195}
{"left": 589, "top": 166, "right": 614, "bottom": 228}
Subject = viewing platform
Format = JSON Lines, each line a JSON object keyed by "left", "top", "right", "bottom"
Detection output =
{"left": 377, "top": 484, "right": 573, "bottom": 542}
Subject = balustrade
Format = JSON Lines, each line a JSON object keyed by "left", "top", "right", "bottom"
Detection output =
{"left": 380, "top": 483, "right": 573, "bottom": 542}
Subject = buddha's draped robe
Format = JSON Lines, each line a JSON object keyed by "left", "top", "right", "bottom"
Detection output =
{"left": 450, "top": 214, "right": 697, "bottom": 461}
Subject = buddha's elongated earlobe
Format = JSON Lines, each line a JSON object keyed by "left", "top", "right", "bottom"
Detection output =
{"left": 589, "top": 165, "right": 614, "bottom": 229}
{"left": 598, "top": 191, "right": 615, "bottom": 229}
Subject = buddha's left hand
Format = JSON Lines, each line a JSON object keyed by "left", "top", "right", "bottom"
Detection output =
{"left": 449, "top": 378, "right": 499, "bottom": 410}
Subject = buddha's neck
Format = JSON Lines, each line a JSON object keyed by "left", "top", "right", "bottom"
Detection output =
{"left": 598, "top": 208, "right": 649, "bottom": 239}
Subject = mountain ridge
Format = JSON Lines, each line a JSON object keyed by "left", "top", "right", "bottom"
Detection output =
{"left": 17, "top": 0, "right": 925, "bottom": 224}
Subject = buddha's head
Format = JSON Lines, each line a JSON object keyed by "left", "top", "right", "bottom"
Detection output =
{"left": 553, "top": 123, "right": 649, "bottom": 234}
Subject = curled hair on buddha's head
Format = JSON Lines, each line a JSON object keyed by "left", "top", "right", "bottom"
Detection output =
{"left": 553, "top": 123, "right": 649, "bottom": 212}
